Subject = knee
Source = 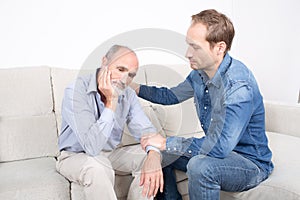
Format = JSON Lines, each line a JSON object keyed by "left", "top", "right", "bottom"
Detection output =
{"left": 81, "top": 160, "right": 115, "bottom": 186}
{"left": 124, "top": 145, "right": 147, "bottom": 171}
{"left": 187, "top": 155, "right": 214, "bottom": 180}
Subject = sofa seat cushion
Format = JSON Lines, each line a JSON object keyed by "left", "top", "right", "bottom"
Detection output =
{"left": 0, "top": 157, "right": 70, "bottom": 200}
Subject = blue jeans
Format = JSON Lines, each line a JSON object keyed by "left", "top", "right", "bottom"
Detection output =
{"left": 156, "top": 152, "right": 268, "bottom": 200}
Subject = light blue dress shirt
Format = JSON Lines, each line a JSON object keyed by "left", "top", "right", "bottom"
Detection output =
{"left": 58, "top": 69, "right": 157, "bottom": 156}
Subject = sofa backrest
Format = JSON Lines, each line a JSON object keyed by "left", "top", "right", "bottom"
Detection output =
{"left": 0, "top": 67, "right": 58, "bottom": 162}
{"left": 3, "top": 66, "right": 297, "bottom": 163}
{"left": 265, "top": 101, "right": 300, "bottom": 138}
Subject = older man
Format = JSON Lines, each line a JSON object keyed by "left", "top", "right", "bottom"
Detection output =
{"left": 56, "top": 45, "right": 163, "bottom": 200}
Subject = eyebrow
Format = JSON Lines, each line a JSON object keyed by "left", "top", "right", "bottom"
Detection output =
{"left": 116, "top": 65, "right": 128, "bottom": 71}
{"left": 186, "top": 40, "right": 201, "bottom": 48}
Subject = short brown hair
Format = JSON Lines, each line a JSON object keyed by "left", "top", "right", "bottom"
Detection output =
{"left": 192, "top": 9, "right": 235, "bottom": 54}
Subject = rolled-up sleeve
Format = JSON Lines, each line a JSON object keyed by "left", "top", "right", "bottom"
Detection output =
{"left": 139, "top": 77, "right": 194, "bottom": 105}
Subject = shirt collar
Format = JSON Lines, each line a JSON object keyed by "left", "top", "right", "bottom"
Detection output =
{"left": 87, "top": 68, "right": 99, "bottom": 94}
{"left": 198, "top": 53, "right": 232, "bottom": 88}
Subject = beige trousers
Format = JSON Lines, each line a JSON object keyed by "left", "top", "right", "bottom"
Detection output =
{"left": 56, "top": 145, "right": 152, "bottom": 200}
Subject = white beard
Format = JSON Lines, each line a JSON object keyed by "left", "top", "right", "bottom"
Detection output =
{"left": 111, "top": 80, "right": 126, "bottom": 96}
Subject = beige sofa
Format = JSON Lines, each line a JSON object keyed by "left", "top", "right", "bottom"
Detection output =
{"left": 0, "top": 66, "right": 300, "bottom": 200}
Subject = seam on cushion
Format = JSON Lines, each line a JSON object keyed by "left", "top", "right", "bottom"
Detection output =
{"left": 0, "top": 156, "right": 56, "bottom": 164}
{"left": 50, "top": 68, "right": 59, "bottom": 137}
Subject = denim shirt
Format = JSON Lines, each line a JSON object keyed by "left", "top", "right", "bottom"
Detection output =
{"left": 58, "top": 69, "right": 157, "bottom": 156}
{"left": 139, "top": 54, "right": 274, "bottom": 174}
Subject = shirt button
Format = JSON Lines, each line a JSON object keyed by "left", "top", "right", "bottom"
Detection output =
{"left": 204, "top": 106, "right": 207, "bottom": 110}
{"left": 174, "top": 147, "right": 177, "bottom": 151}
{"left": 167, "top": 148, "right": 171, "bottom": 151}
{"left": 201, "top": 124, "right": 204, "bottom": 127}
{"left": 211, "top": 118, "right": 213, "bottom": 121}
{"left": 205, "top": 90, "right": 208, "bottom": 93}
{"left": 188, "top": 150, "right": 192, "bottom": 153}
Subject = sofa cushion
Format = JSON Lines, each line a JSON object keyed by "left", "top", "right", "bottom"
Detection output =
{"left": 51, "top": 68, "right": 93, "bottom": 135}
{"left": 0, "top": 67, "right": 59, "bottom": 162}
{"left": 0, "top": 67, "right": 53, "bottom": 117}
{"left": 137, "top": 65, "right": 203, "bottom": 137}
{"left": 265, "top": 101, "right": 300, "bottom": 138}
{"left": 0, "top": 157, "right": 70, "bottom": 200}
{"left": 151, "top": 98, "right": 203, "bottom": 137}
{"left": 0, "top": 113, "right": 59, "bottom": 162}
{"left": 51, "top": 68, "right": 93, "bottom": 115}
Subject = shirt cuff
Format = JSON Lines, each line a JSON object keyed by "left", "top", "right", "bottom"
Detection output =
{"left": 146, "top": 145, "right": 160, "bottom": 154}
{"left": 166, "top": 136, "right": 182, "bottom": 153}
{"left": 146, "top": 146, "right": 162, "bottom": 161}
{"left": 166, "top": 136, "right": 202, "bottom": 157}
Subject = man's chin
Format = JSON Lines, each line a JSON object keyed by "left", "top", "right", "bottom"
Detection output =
{"left": 112, "top": 85, "right": 126, "bottom": 96}
{"left": 190, "top": 63, "right": 198, "bottom": 70}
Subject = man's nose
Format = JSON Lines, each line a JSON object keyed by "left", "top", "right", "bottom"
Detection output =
{"left": 185, "top": 46, "right": 193, "bottom": 58}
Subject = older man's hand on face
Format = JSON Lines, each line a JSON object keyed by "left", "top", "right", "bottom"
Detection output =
{"left": 140, "top": 150, "right": 164, "bottom": 199}
{"left": 97, "top": 66, "right": 118, "bottom": 111}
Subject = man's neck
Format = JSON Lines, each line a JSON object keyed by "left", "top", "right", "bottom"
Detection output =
{"left": 205, "top": 58, "right": 223, "bottom": 79}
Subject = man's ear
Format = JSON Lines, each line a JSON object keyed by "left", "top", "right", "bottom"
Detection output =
{"left": 217, "top": 41, "right": 227, "bottom": 55}
{"left": 102, "top": 56, "right": 108, "bottom": 66}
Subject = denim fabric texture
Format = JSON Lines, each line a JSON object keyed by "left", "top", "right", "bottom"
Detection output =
{"left": 139, "top": 53, "right": 273, "bottom": 200}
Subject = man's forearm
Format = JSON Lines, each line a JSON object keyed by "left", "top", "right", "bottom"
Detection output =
{"left": 104, "top": 97, "right": 118, "bottom": 111}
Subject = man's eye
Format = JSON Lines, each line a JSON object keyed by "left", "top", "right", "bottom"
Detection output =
{"left": 128, "top": 73, "right": 136, "bottom": 78}
{"left": 118, "top": 67, "right": 126, "bottom": 72}
{"left": 192, "top": 45, "right": 200, "bottom": 50}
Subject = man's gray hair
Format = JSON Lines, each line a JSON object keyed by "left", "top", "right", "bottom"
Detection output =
{"left": 105, "top": 45, "right": 136, "bottom": 63}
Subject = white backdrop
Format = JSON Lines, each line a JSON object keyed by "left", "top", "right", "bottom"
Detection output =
{"left": 0, "top": 0, "right": 299, "bottom": 104}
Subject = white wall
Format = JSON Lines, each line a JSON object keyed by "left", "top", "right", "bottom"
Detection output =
{"left": 0, "top": 0, "right": 299, "bottom": 104}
